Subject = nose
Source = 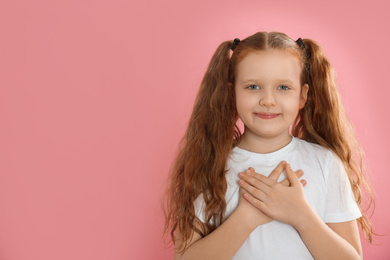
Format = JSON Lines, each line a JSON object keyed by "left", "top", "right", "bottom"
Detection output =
{"left": 259, "top": 89, "right": 276, "bottom": 107}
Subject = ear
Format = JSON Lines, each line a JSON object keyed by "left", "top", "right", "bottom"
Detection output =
{"left": 299, "top": 83, "right": 309, "bottom": 109}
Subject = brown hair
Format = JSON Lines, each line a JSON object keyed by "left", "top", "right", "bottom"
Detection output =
{"left": 161, "top": 31, "right": 376, "bottom": 254}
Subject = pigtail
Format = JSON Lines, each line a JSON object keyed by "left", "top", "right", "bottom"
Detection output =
{"left": 162, "top": 40, "right": 242, "bottom": 254}
{"left": 292, "top": 39, "right": 376, "bottom": 243}
{"left": 295, "top": 39, "right": 352, "bottom": 150}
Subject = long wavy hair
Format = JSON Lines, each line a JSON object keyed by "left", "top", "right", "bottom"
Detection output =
{"left": 161, "top": 31, "right": 376, "bottom": 254}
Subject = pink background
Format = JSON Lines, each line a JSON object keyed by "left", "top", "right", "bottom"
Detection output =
{"left": 0, "top": 0, "right": 389, "bottom": 259}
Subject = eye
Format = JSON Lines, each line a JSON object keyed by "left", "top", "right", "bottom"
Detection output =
{"left": 278, "top": 85, "right": 290, "bottom": 90}
{"left": 248, "top": 85, "right": 260, "bottom": 90}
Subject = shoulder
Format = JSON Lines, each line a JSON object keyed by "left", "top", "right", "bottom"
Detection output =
{"left": 293, "top": 138, "right": 343, "bottom": 181}
{"left": 294, "top": 137, "right": 334, "bottom": 162}
{"left": 295, "top": 138, "right": 347, "bottom": 184}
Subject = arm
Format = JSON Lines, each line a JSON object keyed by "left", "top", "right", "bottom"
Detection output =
{"left": 295, "top": 207, "right": 362, "bottom": 260}
{"left": 174, "top": 206, "right": 259, "bottom": 260}
{"left": 294, "top": 151, "right": 363, "bottom": 259}
{"left": 176, "top": 161, "right": 304, "bottom": 260}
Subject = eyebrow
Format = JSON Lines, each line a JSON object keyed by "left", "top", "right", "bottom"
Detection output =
{"left": 240, "top": 79, "right": 294, "bottom": 84}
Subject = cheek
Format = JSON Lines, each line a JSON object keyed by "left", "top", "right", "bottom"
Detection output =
{"left": 235, "top": 92, "right": 244, "bottom": 108}
{"left": 236, "top": 94, "right": 254, "bottom": 112}
{"left": 235, "top": 101, "right": 245, "bottom": 117}
{"left": 235, "top": 98, "right": 250, "bottom": 120}
{"left": 277, "top": 96, "right": 299, "bottom": 112}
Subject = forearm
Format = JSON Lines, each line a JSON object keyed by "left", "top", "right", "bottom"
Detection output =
{"left": 180, "top": 207, "right": 257, "bottom": 260}
{"left": 295, "top": 208, "right": 361, "bottom": 260}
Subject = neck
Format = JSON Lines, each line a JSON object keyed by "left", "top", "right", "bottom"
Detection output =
{"left": 237, "top": 132, "right": 293, "bottom": 154}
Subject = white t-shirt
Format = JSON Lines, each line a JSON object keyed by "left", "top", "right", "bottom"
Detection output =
{"left": 194, "top": 136, "right": 362, "bottom": 259}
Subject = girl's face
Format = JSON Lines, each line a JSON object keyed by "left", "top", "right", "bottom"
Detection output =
{"left": 235, "top": 49, "right": 309, "bottom": 142}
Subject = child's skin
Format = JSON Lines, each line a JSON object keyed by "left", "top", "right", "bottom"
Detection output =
{"left": 234, "top": 49, "right": 308, "bottom": 154}
{"left": 236, "top": 49, "right": 362, "bottom": 259}
{"left": 175, "top": 48, "right": 362, "bottom": 260}
{"left": 237, "top": 161, "right": 305, "bottom": 228}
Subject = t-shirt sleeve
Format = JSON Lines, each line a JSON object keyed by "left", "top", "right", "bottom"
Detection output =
{"left": 323, "top": 151, "right": 362, "bottom": 223}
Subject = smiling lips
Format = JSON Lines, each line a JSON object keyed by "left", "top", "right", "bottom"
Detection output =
{"left": 256, "top": 113, "right": 280, "bottom": 119}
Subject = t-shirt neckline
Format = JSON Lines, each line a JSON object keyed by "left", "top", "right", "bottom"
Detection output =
{"left": 232, "top": 135, "right": 297, "bottom": 161}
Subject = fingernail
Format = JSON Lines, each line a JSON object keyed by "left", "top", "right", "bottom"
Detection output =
{"left": 298, "top": 170, "right": 303, "bottom": 176}
{"left": 245, "top": 170, "right": 251, "bottom": 175}
{"left": 239, "top": 172, "right": 244, "bottom": 177}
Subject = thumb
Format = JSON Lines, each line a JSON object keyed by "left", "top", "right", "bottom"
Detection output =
{"left": 286, "top": 164, "right": 300, "bottom": 187}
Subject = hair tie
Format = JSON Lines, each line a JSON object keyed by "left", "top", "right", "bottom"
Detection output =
{"left": 296, "top": 38, "right": 306, "bottom": 50}
{"left": 231, "top": 38, "right": 240, "bottom": 51}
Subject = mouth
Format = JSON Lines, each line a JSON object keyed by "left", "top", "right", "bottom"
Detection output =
{"left": 255, "top": 113, "right": 280, "bottom": 119}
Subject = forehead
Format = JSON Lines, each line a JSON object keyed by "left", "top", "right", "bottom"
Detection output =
{"left": 235, "top": 49, "right": 301, "bottom": 84}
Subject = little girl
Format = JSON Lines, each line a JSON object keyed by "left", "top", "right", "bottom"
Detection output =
{"left": 162, "top": 31, "right": 374, "bottom": 259}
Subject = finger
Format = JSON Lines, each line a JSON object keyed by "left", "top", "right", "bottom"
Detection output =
{"left": 238, "top": 179, "right": 269, "bottom": 202}
{"left": 300, "top": 179, "right": 307, "bottom": 187}
{"left": 244, "top": 168, "right": 276, "bottom": 187}
{"left": 239, "top": 171, "right": 272, "bottom": 194}
{"left": 268, "top": 161, "right": 287, "bottom": 181}
{"left": 281, "top": 170, "right": 304, "bottom": 186}
{"left": 280, "top": 178, "right": 290, "bottom": 186}
{"left": 242, "top": 191, "right": 268, "bottom": 212}
{"left": 286, "top": 164, "right": 300, "bottom": 187}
